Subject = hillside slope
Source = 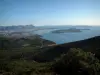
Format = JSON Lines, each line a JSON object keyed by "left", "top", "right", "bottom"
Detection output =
{"left": 1, "top": 35, "right": 100, "bottom": 75}
{"left": 34, "top": 36, "right": 100, "bottom": 62}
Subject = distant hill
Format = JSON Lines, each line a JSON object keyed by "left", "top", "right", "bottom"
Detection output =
{"left": 0, "top": 35, "right": 55, "bottom": 50}
{"left": 52, "top": 28, "right": 82, "bottom": 33}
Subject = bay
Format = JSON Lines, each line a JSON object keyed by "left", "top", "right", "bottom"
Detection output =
{"left": 34, "top": 26, "right": 100, "bottom": 44}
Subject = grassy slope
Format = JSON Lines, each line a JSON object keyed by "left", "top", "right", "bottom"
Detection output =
{"left": 0, "top": 36, "right": 56, "bottom": 75}
{"left": 1, "top": 35, "right": 100, "bottom": 75}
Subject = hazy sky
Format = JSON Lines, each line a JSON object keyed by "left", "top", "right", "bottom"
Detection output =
{"left": 0, "top": 0, "right": 100, "bottom": 26}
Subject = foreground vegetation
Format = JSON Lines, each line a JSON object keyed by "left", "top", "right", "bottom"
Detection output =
{"left": 0, "top": 36, "right": 100, "bottom": 75}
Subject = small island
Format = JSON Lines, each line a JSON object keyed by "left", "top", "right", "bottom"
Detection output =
{"left": 52, "top": 28, "right": 82, "bottom": 33}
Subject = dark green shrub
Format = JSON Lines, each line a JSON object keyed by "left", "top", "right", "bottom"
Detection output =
{"left": 53, "top": 48, "right": 100, "bottom": 75}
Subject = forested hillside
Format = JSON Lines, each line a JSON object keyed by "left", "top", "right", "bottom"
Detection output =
{"left": 0, "top": 35, "right": 100, "bottom": 75}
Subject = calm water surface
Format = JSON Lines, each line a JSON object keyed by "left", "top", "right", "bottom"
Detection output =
{"left": 34, "top": 26, "right": 100, "bottom": 44}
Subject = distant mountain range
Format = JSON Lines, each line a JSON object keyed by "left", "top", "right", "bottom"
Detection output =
{"left": 0, "top": 25, "right": 35, "bottom": 31}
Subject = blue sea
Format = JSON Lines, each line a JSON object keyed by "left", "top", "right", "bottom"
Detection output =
{"left": 34, "top": 26, "right": 100, "bottom": 44}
